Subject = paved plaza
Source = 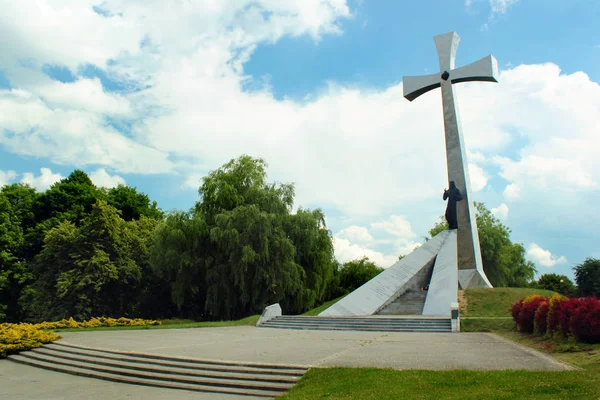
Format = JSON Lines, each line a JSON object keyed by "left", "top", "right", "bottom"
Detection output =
{"left": 0, "top": 326, "right": 575, "bottom": 399}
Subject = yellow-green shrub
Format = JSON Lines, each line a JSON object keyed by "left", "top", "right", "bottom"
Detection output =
{"left": 33, "top": 316, "right": 161, "bottom": 330}
{"left": 0, "top": 323, "right": 61, "bottom": 358}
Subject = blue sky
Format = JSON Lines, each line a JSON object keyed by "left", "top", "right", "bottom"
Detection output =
{"left": 1, "top": 0, "right": 599, "bottom": 281}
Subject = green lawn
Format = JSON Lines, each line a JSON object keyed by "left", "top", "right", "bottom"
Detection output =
{"left": 462, "top": 287, "right": 556, "bottom": 317}
{"left": 460, "top": 287, "right": 556, "bottom": 332}
{"left": 281, "top": 368, "right": 599, "bottom": 400}
{"left": 301, "top": 295, "right": 346, "bottom": 316}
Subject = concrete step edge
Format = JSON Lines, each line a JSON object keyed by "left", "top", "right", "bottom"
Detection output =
{"left": 258, "top": 325, "right": 451, "bottom": 332}
{"left": 275, "top": 317, "right": 450, "bottom": 321}
{"left": 270, "top": 318, "right": 450, "bottom": 322}
{"left": 50, "top": 341, "right": 308, "bottom": 372}
{"left": 269, "top": 320, "right": 450, "bottom": 326}
{"left": 270, "top": 317, "right": 450, "bottom": 324}
{"left": 42, "top": 344, "right": 304, "bottom": 377}
{"left": 16, "top": 352, "right": 292, "bottom": 392}
{"left": 8, "top": 355, "right": 279, "bottom": 398}
{"left": 261, "top": 324, "right": 451, "bottom": 330}
{"left": 31, "top": 347, "right": 299, "bottom": 384}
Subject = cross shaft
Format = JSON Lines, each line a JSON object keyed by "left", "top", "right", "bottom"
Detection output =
{"left": 402, "top": 32, "right": 497, "bottom": 289}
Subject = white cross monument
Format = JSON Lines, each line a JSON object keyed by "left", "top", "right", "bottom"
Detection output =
{"left": 403, "top": 32, "right": 496, "bottom": 289}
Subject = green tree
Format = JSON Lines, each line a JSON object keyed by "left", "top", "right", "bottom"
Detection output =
{"left": 24, "top": 170, "right": 106, "bottom": 263}
{"left": 152, "top": 155, "right": 337, "bottom": 320}
{"left": 106, "top": 184, "right": 164, "bottom": 221}
{"left": 573, "top": 258, "right": 600, "bottom": 297}
{"left": 337, "top": 257, "right": 383, "bottom": 294}
{"left": 427, "top": 202, "right": 536, "bottom": 287}
{"left": 281, "top": 208, "right": 337, "bottom": 314}
{"left": 535, "top": 273, "right": 576, "bottom": 296}
{"left": 428, "top": 218, "right": 448, "bottom": 239}
{"left": 198, "top": 156, "right": 302, "bottom": 319}
{"left": 0, "top": 184, "right": 38, "bottom": 321}
{"left": 25, "top": 200, "right": 152, "bottom": 321}
{"left": 0, "top": 194, "right": 26, "bottom": 321}
{"left": 150, "top": 211, "right": 211, "bottom": 318}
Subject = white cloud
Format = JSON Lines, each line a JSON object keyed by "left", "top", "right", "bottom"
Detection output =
{"left": 89, "top": 168, "right": 126, "bottom": 188}
{"left": 0, "top": 88, "right": 175, "bottom": 174}
{"left": 333, "top": 237, "right": 397, "bottom": 268}
{"left": 490, "top": 0, "right": 520, "bottom": 15}
{"left": 503, "top": 183, "right": 520, "bottom": 201}
{"left": 37, "top": 78, "right": 131, "bottom": 116}
{"left": 526, "top": 243, "right": 568, "bottom": 268}
{"left": 0, "top": 170, "right": 17, "bottom": 187}
{"left": 337, "top": 225, "right": 374, "bottom": 243}
{"left": 21, "top": 168, "right": 63, "bottom": 191}
{"left": 371, "top": 215, "right": 416, "bottom": 240}
{"left": 333, "top": 216, "right": 422, "bottom": 268}
{"left": 0, "top": 0, "right": 350, "bottom": 176}
{"left": 467, "top": 150, "right": 486, "bottom": 164}
{"left": 491, "top": 203, "right": 509, "bottom": 220}
{"left": 468, "top": 163, "right": 488, "bottom": 192}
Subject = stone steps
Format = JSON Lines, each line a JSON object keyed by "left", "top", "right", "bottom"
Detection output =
{"left": 377, "top": 290, "right": 429, "bottom": 315}
{"left": 259, "top": 316, "right": 451, "bottom": 333}
{"left": 8, "top": 341, "right": 308, "bottom": 398}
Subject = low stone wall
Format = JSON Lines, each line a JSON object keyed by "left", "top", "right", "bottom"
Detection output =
{"left": 257, "top": 303, "right": 282, "bottom": 326}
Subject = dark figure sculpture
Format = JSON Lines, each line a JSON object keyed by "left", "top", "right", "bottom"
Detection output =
{"left": 443, "top": 181, "right": 463, "bottom": 230}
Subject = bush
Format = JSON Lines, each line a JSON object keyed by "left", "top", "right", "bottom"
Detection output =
{"left": 569, "top": 297, "right": 600, "bottom": 344}
{"left": 510, "top": 299, "right": 524, "bottom": 321}
{"left": 0, "top": 323, "right": 61, "bottom": 358}
{"left": 546, "top": 293, "right": 565, "bottom": 336}
{"left": 515, "top": 295, "right": 547, "bottom": 333}
{"left": 513, "top": 293, "right": 600, "bottom": 344}
{"left": 33, "top": 316, "right": 161, "bottom": 330}
{"left": 534, "top": 302, "right": 549, "bottom": 335}
{"left": 554, "top": 297, "right": 580, "bottom": 339}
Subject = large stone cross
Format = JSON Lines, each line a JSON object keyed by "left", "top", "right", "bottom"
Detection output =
{"left": 403, "top": 32, "right": 497, "bottom": 289}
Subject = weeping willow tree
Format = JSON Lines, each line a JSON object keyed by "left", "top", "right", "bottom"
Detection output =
{"left": 151, "top": 155, "right": 337, "bottom": 320}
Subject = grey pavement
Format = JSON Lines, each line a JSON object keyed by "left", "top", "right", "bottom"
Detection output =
{"left": 57, "top": 326, "right": 570, "bottom": 370}
{"left": 0, "top": 326, "right": 574, "bottom": 400}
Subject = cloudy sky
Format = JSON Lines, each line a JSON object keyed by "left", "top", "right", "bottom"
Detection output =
{"left": 1, "top": 0, "right": 598, "bottom": 280}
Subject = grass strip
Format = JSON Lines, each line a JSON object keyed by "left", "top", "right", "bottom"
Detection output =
{"left": 301, "top": 295, "right": 346, "bottom": 316}
{"left": 281, "top": 368, "right": 600, "bottom": 400}
{"left": 463, "top": 287, "right": 556, "bottom": 317}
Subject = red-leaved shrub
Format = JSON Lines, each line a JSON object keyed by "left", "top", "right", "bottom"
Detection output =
{"left": 513, "top": 293, "right": 600, "bottom": 343}
{"left": 510, "top": 299, "right": 524, "bottom": 323}
{"left": 554, "top": 298, "right": 581, "bottom": 339}
{"left": 516, "top": 295, "right": 547, "bottom": 333}
{"left": 534, "top": 302, "right": 549, "bottom": 335}
{"left": 546, "top": 293, "right": 565, "bottom": 337}
{"left": 569, "top": 297, "right": 600, "bottom": 344}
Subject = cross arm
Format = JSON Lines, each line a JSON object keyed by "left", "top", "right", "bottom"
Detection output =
{"left": 402, "top": 72, "right": 441, "bottom": 102}
{"left": 450, "top": 55, "right": 498, "bottom": 84}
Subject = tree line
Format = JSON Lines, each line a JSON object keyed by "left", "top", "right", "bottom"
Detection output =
{"left": 1, "top": 155, "right": 597, "bottom": 323}
{"left": 0, "top": 156, "right": 382, "bottom": 323}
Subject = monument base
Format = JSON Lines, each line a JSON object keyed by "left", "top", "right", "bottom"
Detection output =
{"left": 458, "top": 269, "right": 493, "bottom": 289}
{"left": 320, "top": 230, "right": 492, "bottom": 318}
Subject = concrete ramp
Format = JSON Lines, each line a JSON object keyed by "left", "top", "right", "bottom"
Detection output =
{"left": 422, "top": 230, "right": 458, "bottom": 317}
{"left": 319, "top": 231, "right": 452, "bottom": 316}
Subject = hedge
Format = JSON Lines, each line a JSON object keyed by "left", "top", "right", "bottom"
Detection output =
{"left": 1, "top": 317, "right": 161, "bottom": 358}
{"left": 511, "top": 293, "right": 600, "bottom": 344}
